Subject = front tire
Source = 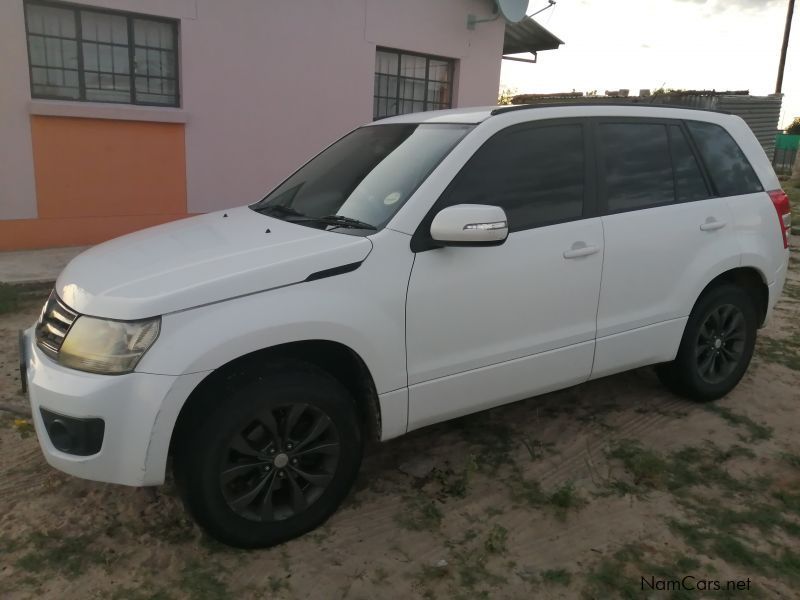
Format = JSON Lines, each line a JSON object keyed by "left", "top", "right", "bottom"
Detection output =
{"left": 175, "top": 363, "right": 362, "bottom": 548}
{"left": 656, "top": 283, "right": 757, "bottom": 402}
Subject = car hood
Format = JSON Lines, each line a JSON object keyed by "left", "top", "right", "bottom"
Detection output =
{"left": 56, "top": 207, "right": 373, "bottom": 320}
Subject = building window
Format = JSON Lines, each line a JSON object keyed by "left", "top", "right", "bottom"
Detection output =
{"left": 24, "top": 1, "right": 179, "bottom": 107}
{"left": 373, "top": 48, "right": 453, "bottom": 120}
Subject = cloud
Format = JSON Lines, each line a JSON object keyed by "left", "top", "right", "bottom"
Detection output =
{"left": 674, "top": 0, "right": 783, "bottom": 11}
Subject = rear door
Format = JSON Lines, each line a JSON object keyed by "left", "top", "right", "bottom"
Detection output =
{"left": 591, "top": 118, "right": 741, "bottom": 378}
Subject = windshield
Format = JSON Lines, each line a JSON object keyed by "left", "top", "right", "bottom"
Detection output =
{"left": 250, "top": 123, "right": 472, "bottom": 232}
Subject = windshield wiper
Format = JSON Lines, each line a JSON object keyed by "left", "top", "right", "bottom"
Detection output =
{"left": 257, "top": 205, "right": 376, "bottom": 230}
{"left": 311, "top": 215, "right": 377, "bottom": 231}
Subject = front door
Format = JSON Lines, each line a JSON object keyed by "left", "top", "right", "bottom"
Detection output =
{"left": 404, "top": 120, "right": 604, "bottom": 430}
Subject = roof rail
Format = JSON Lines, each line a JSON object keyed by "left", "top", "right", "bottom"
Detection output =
{"left": 490, "top": 101, "right": 723, "bottom": 116}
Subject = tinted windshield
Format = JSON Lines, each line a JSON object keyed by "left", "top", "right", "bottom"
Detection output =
{"left": 250, "top": 123, "right": 472, "bottom": 232}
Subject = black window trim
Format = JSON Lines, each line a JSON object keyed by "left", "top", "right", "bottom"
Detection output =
{"left": 410, "top": 117, "right": 597, "bottom": 253}
{"left": 374, "top": 46, "right": 455, "bottom": 121}
{"left": 23, "top": 0, "right": 180, "bottom": 108}
{"left": 592, "top": 116, "right": 721, "bottom": 217}
{"left": 678, "top": 119, "right": 718, "bottom": 197}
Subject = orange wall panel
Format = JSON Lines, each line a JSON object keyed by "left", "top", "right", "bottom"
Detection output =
{"left": 30, "top": 116, "right": 187, "bottom": 219}
{"left": 0, "top": 214, "right": 191, "bottom": 251}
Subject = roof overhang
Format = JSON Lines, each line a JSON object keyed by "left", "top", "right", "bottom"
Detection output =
{"left": 503, "top": 16, "right": 563, "bottom": 56}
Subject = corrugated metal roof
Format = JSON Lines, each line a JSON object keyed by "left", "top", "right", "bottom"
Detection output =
{"left": 503, "top": 16, "right": 563, "bottom": 55}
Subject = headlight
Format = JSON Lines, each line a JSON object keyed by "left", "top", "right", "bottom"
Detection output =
{"left": 59, "top": 316, "right": 160, "bottom": 374}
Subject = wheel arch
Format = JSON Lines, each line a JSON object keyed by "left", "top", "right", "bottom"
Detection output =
{"left": 168, "top": 340, "right": 382, "bottom": 460}
{"left": 693, "top": 266, "right": 769, "bottom": 326}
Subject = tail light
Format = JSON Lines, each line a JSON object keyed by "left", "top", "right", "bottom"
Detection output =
{"left": 768, "top": 189, "right": 792, "bottom": 249}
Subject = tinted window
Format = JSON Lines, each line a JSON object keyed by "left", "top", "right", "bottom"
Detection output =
{"left": 669, "top": 125, "right": 709, "bottom": 202}
{"left": 251, "top": 124, "right": 471, "bottom": 231}
{"left": 599, "top": 123, "right": 674, "bottom": 212}
{"left": 441, "top": 124, "right": 585, "bottom": 232}
{"left": 686, "top": 121, "right": 762, "bottom": 196}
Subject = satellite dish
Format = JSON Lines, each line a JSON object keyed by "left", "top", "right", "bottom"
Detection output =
{"left": 496, "top": 0, "right": 529, "bottom": 23}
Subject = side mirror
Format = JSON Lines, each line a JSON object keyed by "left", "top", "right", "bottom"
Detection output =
{"left": 430, "top": 204, "right": 509, "bottom": 246}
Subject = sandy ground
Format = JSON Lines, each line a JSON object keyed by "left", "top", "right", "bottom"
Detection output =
{"left": 1, "top": 236, "right": 799, "bottom": 599}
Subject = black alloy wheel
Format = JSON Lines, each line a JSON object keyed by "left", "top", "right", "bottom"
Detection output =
{"left": 656, "top": 283, "right": 757, "bottom": 402}
{"left": 694, "top": 303, "right": 747, "bottom": 385}
{"left": 175, "top": 362, "right": 362, "bottom": 548}
{"left": 220, "top": 403, "right": 341, "bottom": 522}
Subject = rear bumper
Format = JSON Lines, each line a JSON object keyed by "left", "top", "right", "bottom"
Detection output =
{"left": 765, "top": 249, "right": 790, "bottom": 324}
{"left": 21, "top": 327, "right": 207, "bottom": 486}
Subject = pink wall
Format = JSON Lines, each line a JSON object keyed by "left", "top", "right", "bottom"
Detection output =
{"left": 182, "top": 0, "right": 505, "bottom": 213}
{"left": 1, "top": 0, "right": 505, "bottom": 221}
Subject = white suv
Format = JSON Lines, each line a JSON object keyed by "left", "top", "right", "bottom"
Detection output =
{"left": 20, "top": 104, "right": 791, "bottom": 547}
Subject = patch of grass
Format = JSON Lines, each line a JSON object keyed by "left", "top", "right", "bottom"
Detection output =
{"left": 582, "top": 548, "right": 641, "bottom": 600}
{"left": 458, "top": 417, "right": 515, "bottom": 470}
{"left": 605, "top": 439, "right": 667, "bottom": 490}
{"left": 506, "top": 474, "right": 585, "bottom": 520}
{"left": 432, "top": 456, "right": 476, "bottom": 499}
{"left": 414, "top": 563, "right": 450, "bottom": 587}
{"left": 605, "top": 440, "right": 759, "bottom": 497}
{"left": 757, "top": 331, "right": 800, "bottom": 371}
{"left": 483, "top": 524, "right": 508, "bottom": 555}
{"left": 780, "top": 452, "right": 800, "bottom": 469}
{"left": 667, "top": 491, "right": 800, "bottom": 583}
{"left": 267, "top": 575, "right": 290, "bottom": 594}
{"left": 179, "top": 560, "right": 229, "bottom": 600}
{"left": 454, "top": 549, "right": 506, "bottom": 591}
{"left": 520, "top": 436, "right": 557, "bottom": 461}
{"left": 371, "top": 566, "right": 389, "bottom": 585}
{"left": 110, "top": 586, "right": 173, "bottom": 600}
{"left": 12, "top": 418, "right": 34, "bottom": 438}
{"left": 548, "top": 483, "right": 586, "bottom": 520}
{"left": 541, "top": 568, "right": 571, "bottom": 586}
{"left": 0, "top": 283, "right": 21, "bottom": 314}
{"left": 394, "top": 495, "right": 443, "bottom": 531}
{"left": 704, "top": 404, "right": 774, "bottom": 442}
{"left": 507, "top": 476, "right": 546, "bottom": 506}
{"left": 774, "top": 489, "right": 800, "bottom": 517}
{"left": 15, "top": 531, "right": 107, "bottom": 579}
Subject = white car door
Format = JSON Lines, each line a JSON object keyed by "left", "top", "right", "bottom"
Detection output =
{"left": 405, "top": 120, "right": 604, "bottom": 430}
{"left": 591, "top": 119, "right": 741, "bottom": 378}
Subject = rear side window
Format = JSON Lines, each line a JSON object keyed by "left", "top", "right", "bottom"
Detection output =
{"left": 598, "top": 123, "right": 674, "bottom": 213}
{"left": 685, "top": 121, "right": 762, "bottom": 197}
{"left": 669, "top": 125, "right": 710, "bottom": 202}
{"left": 440, "top": 123, "right": 585, "bottom": 232}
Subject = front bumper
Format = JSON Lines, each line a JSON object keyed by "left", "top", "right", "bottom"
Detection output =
{"left": 21, "top": 327, "right": 204, "bottom": 486}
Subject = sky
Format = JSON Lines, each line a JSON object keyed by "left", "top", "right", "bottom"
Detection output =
{"left": 500, "top": 0, "right": 799, "bottom": 128}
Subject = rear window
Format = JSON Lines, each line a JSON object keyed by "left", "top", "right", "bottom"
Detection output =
{"left": 685, "top": 121, "right": 762, "bottom": 197}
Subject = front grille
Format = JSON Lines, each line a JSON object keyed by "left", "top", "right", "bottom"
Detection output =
{"left": 35, "top": 291, "right": 78, "bottom": 360}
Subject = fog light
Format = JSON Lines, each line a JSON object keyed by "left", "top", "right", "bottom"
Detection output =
{"left": 40, "top": 408, "right": 104, "bottom": 456}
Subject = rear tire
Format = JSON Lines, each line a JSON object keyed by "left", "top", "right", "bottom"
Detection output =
{"left": 174, "top": 362, "right": 362, "bottom": 548}
{"left": 656, "top": 283, "right": 757, "bottom": 402}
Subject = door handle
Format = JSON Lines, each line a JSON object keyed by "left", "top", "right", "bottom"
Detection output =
{"left": 563, "top": 243, "right": 600, "bottom": 259}
{"left": 699, "top": 218, "right": 727, "bottom": 232}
